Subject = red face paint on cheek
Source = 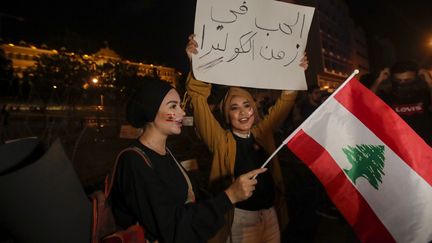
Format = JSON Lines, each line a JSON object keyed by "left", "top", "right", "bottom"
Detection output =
{"left": 246, "top": 107, "right": 254, "bottom": 117}
{"left": 165, "top": 113, "right": 175, "bottom": 122}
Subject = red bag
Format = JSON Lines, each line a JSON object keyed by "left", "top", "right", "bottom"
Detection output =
{"left": 90, "top": 147, "right": 151, "bottom": 243}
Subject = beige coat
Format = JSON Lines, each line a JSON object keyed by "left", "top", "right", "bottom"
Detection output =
{"left": 186, "top": 74, "right": 297, "bottom": 242}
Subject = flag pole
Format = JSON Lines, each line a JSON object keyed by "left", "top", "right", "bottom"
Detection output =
{"left": 255, "top": 69, "right": 360, "bottom": 175}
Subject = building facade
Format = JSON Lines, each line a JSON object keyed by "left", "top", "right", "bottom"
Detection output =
{"left": 1, "top": 43, "right": 58, "bottom": 78}
{"left": 0, "top": 43, "right": 180, "bottom": 87}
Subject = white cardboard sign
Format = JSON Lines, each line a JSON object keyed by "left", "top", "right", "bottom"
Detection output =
{"left": 193, "top": 0, "right": 315, "bottom": 90}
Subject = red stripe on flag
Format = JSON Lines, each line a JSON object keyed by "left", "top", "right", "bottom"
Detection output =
{"left": 288, "top": 129, "right": 396, "bottom": 243}
{"left": 334, "top": 78, "right": 432, "bottom": 187}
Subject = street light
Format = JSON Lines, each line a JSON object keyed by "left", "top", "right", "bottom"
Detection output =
{"left": 90, "top": 77, "right": 103, "bottom": 108}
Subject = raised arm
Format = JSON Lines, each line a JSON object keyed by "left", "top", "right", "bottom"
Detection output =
{"left": 185, "top": 34, "right": 227, "bottom": 152}
{"left": 370, "top": 67, "right": 390, "bottom": 93}
{"left": 254, "top": 54, "right": 308, "bottom": 134}
{"left": 418, "top": 69, "right": 432, "bottom": 112}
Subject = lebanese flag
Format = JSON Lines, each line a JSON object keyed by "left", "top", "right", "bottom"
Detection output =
{"left": 286, "top": 75, "right": 432, "bottom": 243}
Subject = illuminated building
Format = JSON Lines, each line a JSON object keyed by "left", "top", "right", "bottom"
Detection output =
{"left": 0, "top": 43, "right": 58, "bottom": 78}
{"left": 0, "top": 43, "right": 180, "bottom": 87}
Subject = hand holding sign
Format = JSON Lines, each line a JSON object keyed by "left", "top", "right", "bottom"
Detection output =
{"left": 186, "top": 34, "right": 199, "bottom": 62}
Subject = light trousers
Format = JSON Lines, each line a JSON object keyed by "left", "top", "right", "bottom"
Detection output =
{"left": 228, "top": 207, "right": 280, "bottom": 243}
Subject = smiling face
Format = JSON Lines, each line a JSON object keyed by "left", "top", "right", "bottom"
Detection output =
{"left": 153, "top": 89, "right": 185, "bottom": 135}
{"left": 228, "top": 95, "right": 255, "bottom": 135}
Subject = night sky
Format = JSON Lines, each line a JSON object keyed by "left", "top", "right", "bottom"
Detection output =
{"left": 345, "top": 0, "right": 432, "bottom": 66}
{"left": 1, "top": 0, "right": 197, "bottom": 72}
{"left": 2, "top": 0, "right": 432, "bottom": 72}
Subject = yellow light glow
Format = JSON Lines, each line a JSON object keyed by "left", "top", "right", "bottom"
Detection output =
{"left": 8, "top": 43, "right": 15, "bottom": 47}
{"left": 53, "top": 85, "right": 57, "bottom": 89}
{"left": 92, "top": 78, "right": 98, "bottom": 84}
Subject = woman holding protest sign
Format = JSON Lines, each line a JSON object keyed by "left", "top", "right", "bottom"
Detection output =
{"left": 109, "top": 78, "right": 267, "bottom": 243}
{"left": 185, "top": 34, "right": 308, "bottom": 242}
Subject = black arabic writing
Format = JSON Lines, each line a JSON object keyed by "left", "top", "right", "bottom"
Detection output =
{"left": 197, "top": 2, "right": 307, "bottom": 71}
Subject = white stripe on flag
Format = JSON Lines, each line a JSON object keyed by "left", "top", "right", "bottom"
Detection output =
{"left": 301, "top": 97, "right": 432, "bottom": 243}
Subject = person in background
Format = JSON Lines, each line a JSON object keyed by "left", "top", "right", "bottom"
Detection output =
{"left": 292, "top": 84, "right": 322, "bottom": 128}
{"left": 109, "top": 78, "right": 267, "bottom": 243}
{"left": 370, "top": 61, "right": 432, "bottom": 146}
{"left": 186, "top": 34, "right": 309, "bottom": 243}
{"left": 369, "top": 67, "right": 391, "bottom": 93}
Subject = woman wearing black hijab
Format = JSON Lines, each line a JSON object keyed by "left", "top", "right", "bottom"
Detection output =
{"left": 109, "top": 78, "right": 266, "bottom": 243}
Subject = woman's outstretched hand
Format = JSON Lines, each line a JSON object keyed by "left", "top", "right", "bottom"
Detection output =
{"left": 224, "top": 167, "right": 267, "bottom": 204}
{"left": 186, "top": 34, "right": 198, "bottom": 62}
{"left": 300, "top": 53, "right": 309, "bottom": 70}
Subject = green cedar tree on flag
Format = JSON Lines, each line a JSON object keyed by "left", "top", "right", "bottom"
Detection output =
{"left": 283, "top": 73, "right": 432, "bottom": 243}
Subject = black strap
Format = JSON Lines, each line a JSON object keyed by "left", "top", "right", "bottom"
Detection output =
{"left": 166, "top": 148, "right": 195, "bottom": 203}
{"left": 105, "top": 147, "right": 151, "bottom": 197}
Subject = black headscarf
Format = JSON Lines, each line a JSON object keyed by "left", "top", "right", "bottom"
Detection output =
{"left": 126, "top": 79, "right": 173, "bottom": 128}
